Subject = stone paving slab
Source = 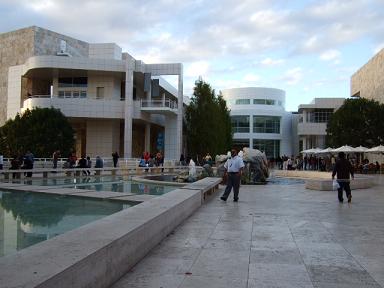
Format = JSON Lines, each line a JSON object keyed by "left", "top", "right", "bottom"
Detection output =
{"left": 110, "top": 175, "right": 384, "bottom": 288}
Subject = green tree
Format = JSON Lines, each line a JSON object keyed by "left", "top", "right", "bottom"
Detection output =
{"left": 0, "top": 107, "right": 75, "bottom": 157}
{"left": 326, "top": 98, "right": 384, "bottom": 147}
{"left": 185, "top": 79, "right": 232, "bottom": 160}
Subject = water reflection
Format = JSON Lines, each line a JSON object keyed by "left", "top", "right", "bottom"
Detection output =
{"left": 0, "top": 191, "right": 130, "bottom": 257}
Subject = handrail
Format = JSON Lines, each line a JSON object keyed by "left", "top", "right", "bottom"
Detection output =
{"left": 140, "top": 99, "right": 178, "bottom": 109}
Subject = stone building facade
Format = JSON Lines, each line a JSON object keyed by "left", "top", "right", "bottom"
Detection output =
{"left": 351, "top": 48, "right": 384, "bottom": 103}
{"left": 0, "top": 26, "right": 183, "bottom": 159}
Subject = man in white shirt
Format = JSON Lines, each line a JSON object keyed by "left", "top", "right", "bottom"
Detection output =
{"left": 220, "top": 148, "right": 245, "bottom": 202}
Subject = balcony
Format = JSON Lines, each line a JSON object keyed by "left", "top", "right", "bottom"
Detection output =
{"left": 22, "top": 95, "right": 124, "bottom": 119}
{"left": 139, "top": 99, "right": 178, "bottom": 115}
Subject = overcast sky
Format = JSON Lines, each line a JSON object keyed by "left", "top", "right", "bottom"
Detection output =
{"left": 1, "top": 0, "right": 384, "bottom": 111}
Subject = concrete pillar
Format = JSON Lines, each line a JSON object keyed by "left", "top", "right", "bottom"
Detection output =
{"left": 123, "top": 57, "right": 135, "bottom": 158}
{"left": 164, "top": 68, "right": 183, "bottom": 160}
{"left": 175, "top": 70, "right": 183, "bottom": 159}
{"left": 145, "top": 123, "right": 151, "bottom": 153}
{"left": 164, "top": 115, "right": 178, "bottom": 159}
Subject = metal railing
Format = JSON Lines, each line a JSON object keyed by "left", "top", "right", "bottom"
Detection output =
{"left": 140, "top": 99, "right": 178, "bottom": 110}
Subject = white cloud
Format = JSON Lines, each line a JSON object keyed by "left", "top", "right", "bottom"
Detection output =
{"left": 373, "top": 43, "right": 384, "bottom": 54}
{"left": 243, "top": 73, "right": 260, "bottom": 82}
{"left": 280, "top": 67, "right": 303, "bottom": 85}
{"left": 319, "top": 49, "right": 341, "bottom": 63}
{"left": 260, "top": 57, "right": 285, "bottom": 66}
{"left": 185, "top": 61, "right": 210, "bottom": 78}
{"left": 26, "top": 0, "right": 54, "bottom": 11}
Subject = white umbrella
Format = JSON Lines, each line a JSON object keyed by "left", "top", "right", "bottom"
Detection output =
{"left": 301, "top": 148, "right": 322, "bottom": 154}
{"left": 318, "top": 147, "right": 335, "bottom": 154}
{"left": 353, "top": 145, "right": 369, "bottom": 153}
{"left": 333, "top": 145, "right": 356, "bottom": 153}
{"left": 366, "top": 145, "right": 384, "bottom": 153}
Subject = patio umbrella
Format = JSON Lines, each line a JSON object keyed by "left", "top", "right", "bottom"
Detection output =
{"left": 318, "top": 147, "right": 335, "bottom": 154}
{"left": 333, "top": 145, "right": 356, "bottom": 153}
{"left": 353, "top": 145, "right": 369, "bottom": 153}
{"left": 366, "top": 145, "right": 384, "bottom": 153}
{"left": 301, "top": 148, "right": 322, "bottom": 154}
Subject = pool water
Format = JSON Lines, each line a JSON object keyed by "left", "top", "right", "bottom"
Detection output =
{"left": 0, "top": 190, "right": 132, "bottom": 257}
{"left": 3, "top": 176, "right": 177, "bottom": 195}
{"left": 267, "top": 177, "right": 305, "bottom": 185}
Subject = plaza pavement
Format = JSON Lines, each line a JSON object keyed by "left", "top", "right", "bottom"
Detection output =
{"left": 111, "top": 174, "right": 384, "bottom": 288}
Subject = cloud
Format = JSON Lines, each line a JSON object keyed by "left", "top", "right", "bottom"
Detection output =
{"left": 185, "top": 61, "right": 210, "bottom": 78}
{"left": 319, "top": 49, "right": 341, "bottom": 63}
{"left": 280, "top": 67, "right": 303, "bottom": 85}
{"left": 373, "top": 43, "right": 384, "bottom": 54}
{"left": 260, "top": 57, "right": 285, "bottom": 66}
{"left": 243, "top": 73, "right": 260, "bottom": 82}
{"left": 2, "top": 0, "right": 384, "bottom": 101}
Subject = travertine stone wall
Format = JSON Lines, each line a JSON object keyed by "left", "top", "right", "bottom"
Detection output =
{"left": 351, "top": 48, "right": 384, "bottom": 103}
{"left": 0, "top": 26, "right": 89, "bottom": 125}
{"left": 0, "top": 27, "right": 35, "bottom": 125}
{"left": 33, "top": 26, "right": 89, "bottom": 57}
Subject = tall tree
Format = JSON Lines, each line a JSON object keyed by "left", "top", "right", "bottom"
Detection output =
{"left": 185, "top": 79, "right": 232, "bottom": 160}
{"left": 326, "top": 98, "right": 384, "bottom": 147}
{"left": 0, "top": 107, "right": 75, "bottom": 157}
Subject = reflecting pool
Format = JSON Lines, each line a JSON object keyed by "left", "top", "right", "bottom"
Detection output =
{"left": 0, "top": 190, "right": 132, "bottom": 257}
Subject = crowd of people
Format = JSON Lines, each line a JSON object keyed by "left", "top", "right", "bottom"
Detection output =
{"left": 139, "top": 151, "right": 164, "bottom": 171}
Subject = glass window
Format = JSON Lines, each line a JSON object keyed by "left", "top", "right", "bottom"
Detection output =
{"left": 306, "top": 109, "right": 333, "bottom": 123}
{"left": 58, "top": 77, "right": 73, "bottom": 87}
{"left": 80, "top": 91, "right": 87, "bottom": 98}
{"left": 58, "top": 77, "right": 88, "bottom": 87}
{"left": 235, "top": 99, "right": 250, "bottom": 105}
{"left": 64, "top": 91, "right": 72, "bottom": 98}
{"left": 253, "top": 116, "right": 280, "bottom": 133}
{"left": 231, "top": 116, "right": 250, "bottom": 133}
{"left": 253, "top": 139, "right": 280, "bottom": 159}
{"left": 73, "top": 77, "right": 88, "bottom": 87}
{"left": 253, "top": 99, "right": 266, "bottom": 105}
{"left": 253, "top": 99, "right": 275, "bottom": 105}
{"left": 72, "top": 91, "right": 80, "bottom": 98}
{"left": 58, "top": 91, "right": 64, "bottom": 98}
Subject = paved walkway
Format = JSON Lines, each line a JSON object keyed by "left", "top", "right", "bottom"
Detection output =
{"left": 111, "top": 175, "right": 384, "bottom": 288}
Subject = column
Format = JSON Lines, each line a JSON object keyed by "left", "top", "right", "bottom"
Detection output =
{"left": 123, "top": 57, "right": 135, "bottom": 158}
{"left": 145, "top": 123, "right": 151, "bottom": 153}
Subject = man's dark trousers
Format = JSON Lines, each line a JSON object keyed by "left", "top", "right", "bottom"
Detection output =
{"left": 222, "top": 172, "right": 240, "bottom": 200}
{"left": 337, "top": 181, "right": 351, "bottom": 202}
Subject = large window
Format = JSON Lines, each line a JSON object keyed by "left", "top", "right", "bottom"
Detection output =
{"left": 253, "top": 139, "right": 280, "bottom": 159}
{"left": 235, "top": 99, "right": 250, "bottom": 105}
{"left": 253, "top": 99, "right": 275, "bottom": 105}
{"left": 58, "top": 77, "right": 88, "bottom": 88}
{"left": 231, "top": 116, "right": 250, "bottom": 133}
{"left": 306, "top": 109, "right": 333, "bottom": 123}
{"left": 253, "top": 116, "right": 280, "bottom": 133}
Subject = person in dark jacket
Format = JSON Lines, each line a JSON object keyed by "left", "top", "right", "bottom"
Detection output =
{"left": 332, "top": 152, "right": 354, "bottom": 203}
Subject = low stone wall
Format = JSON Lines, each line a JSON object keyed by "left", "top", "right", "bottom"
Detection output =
{"left": 0, "top": 177, "right": 222, "bottom": 288}
{"left": 305, "top": 178, "right": 374, "bottom": 191}
{"left": 272, "top": 170, "right": 374, "bottom": 191}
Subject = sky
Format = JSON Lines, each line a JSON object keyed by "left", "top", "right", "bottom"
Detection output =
{"left": 1, "top": 0, "right": 384, "bottom": 111}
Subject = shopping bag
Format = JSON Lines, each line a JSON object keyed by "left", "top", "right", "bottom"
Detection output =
{"left": 332, "top": 180, "right": 340, "bottom": 190}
